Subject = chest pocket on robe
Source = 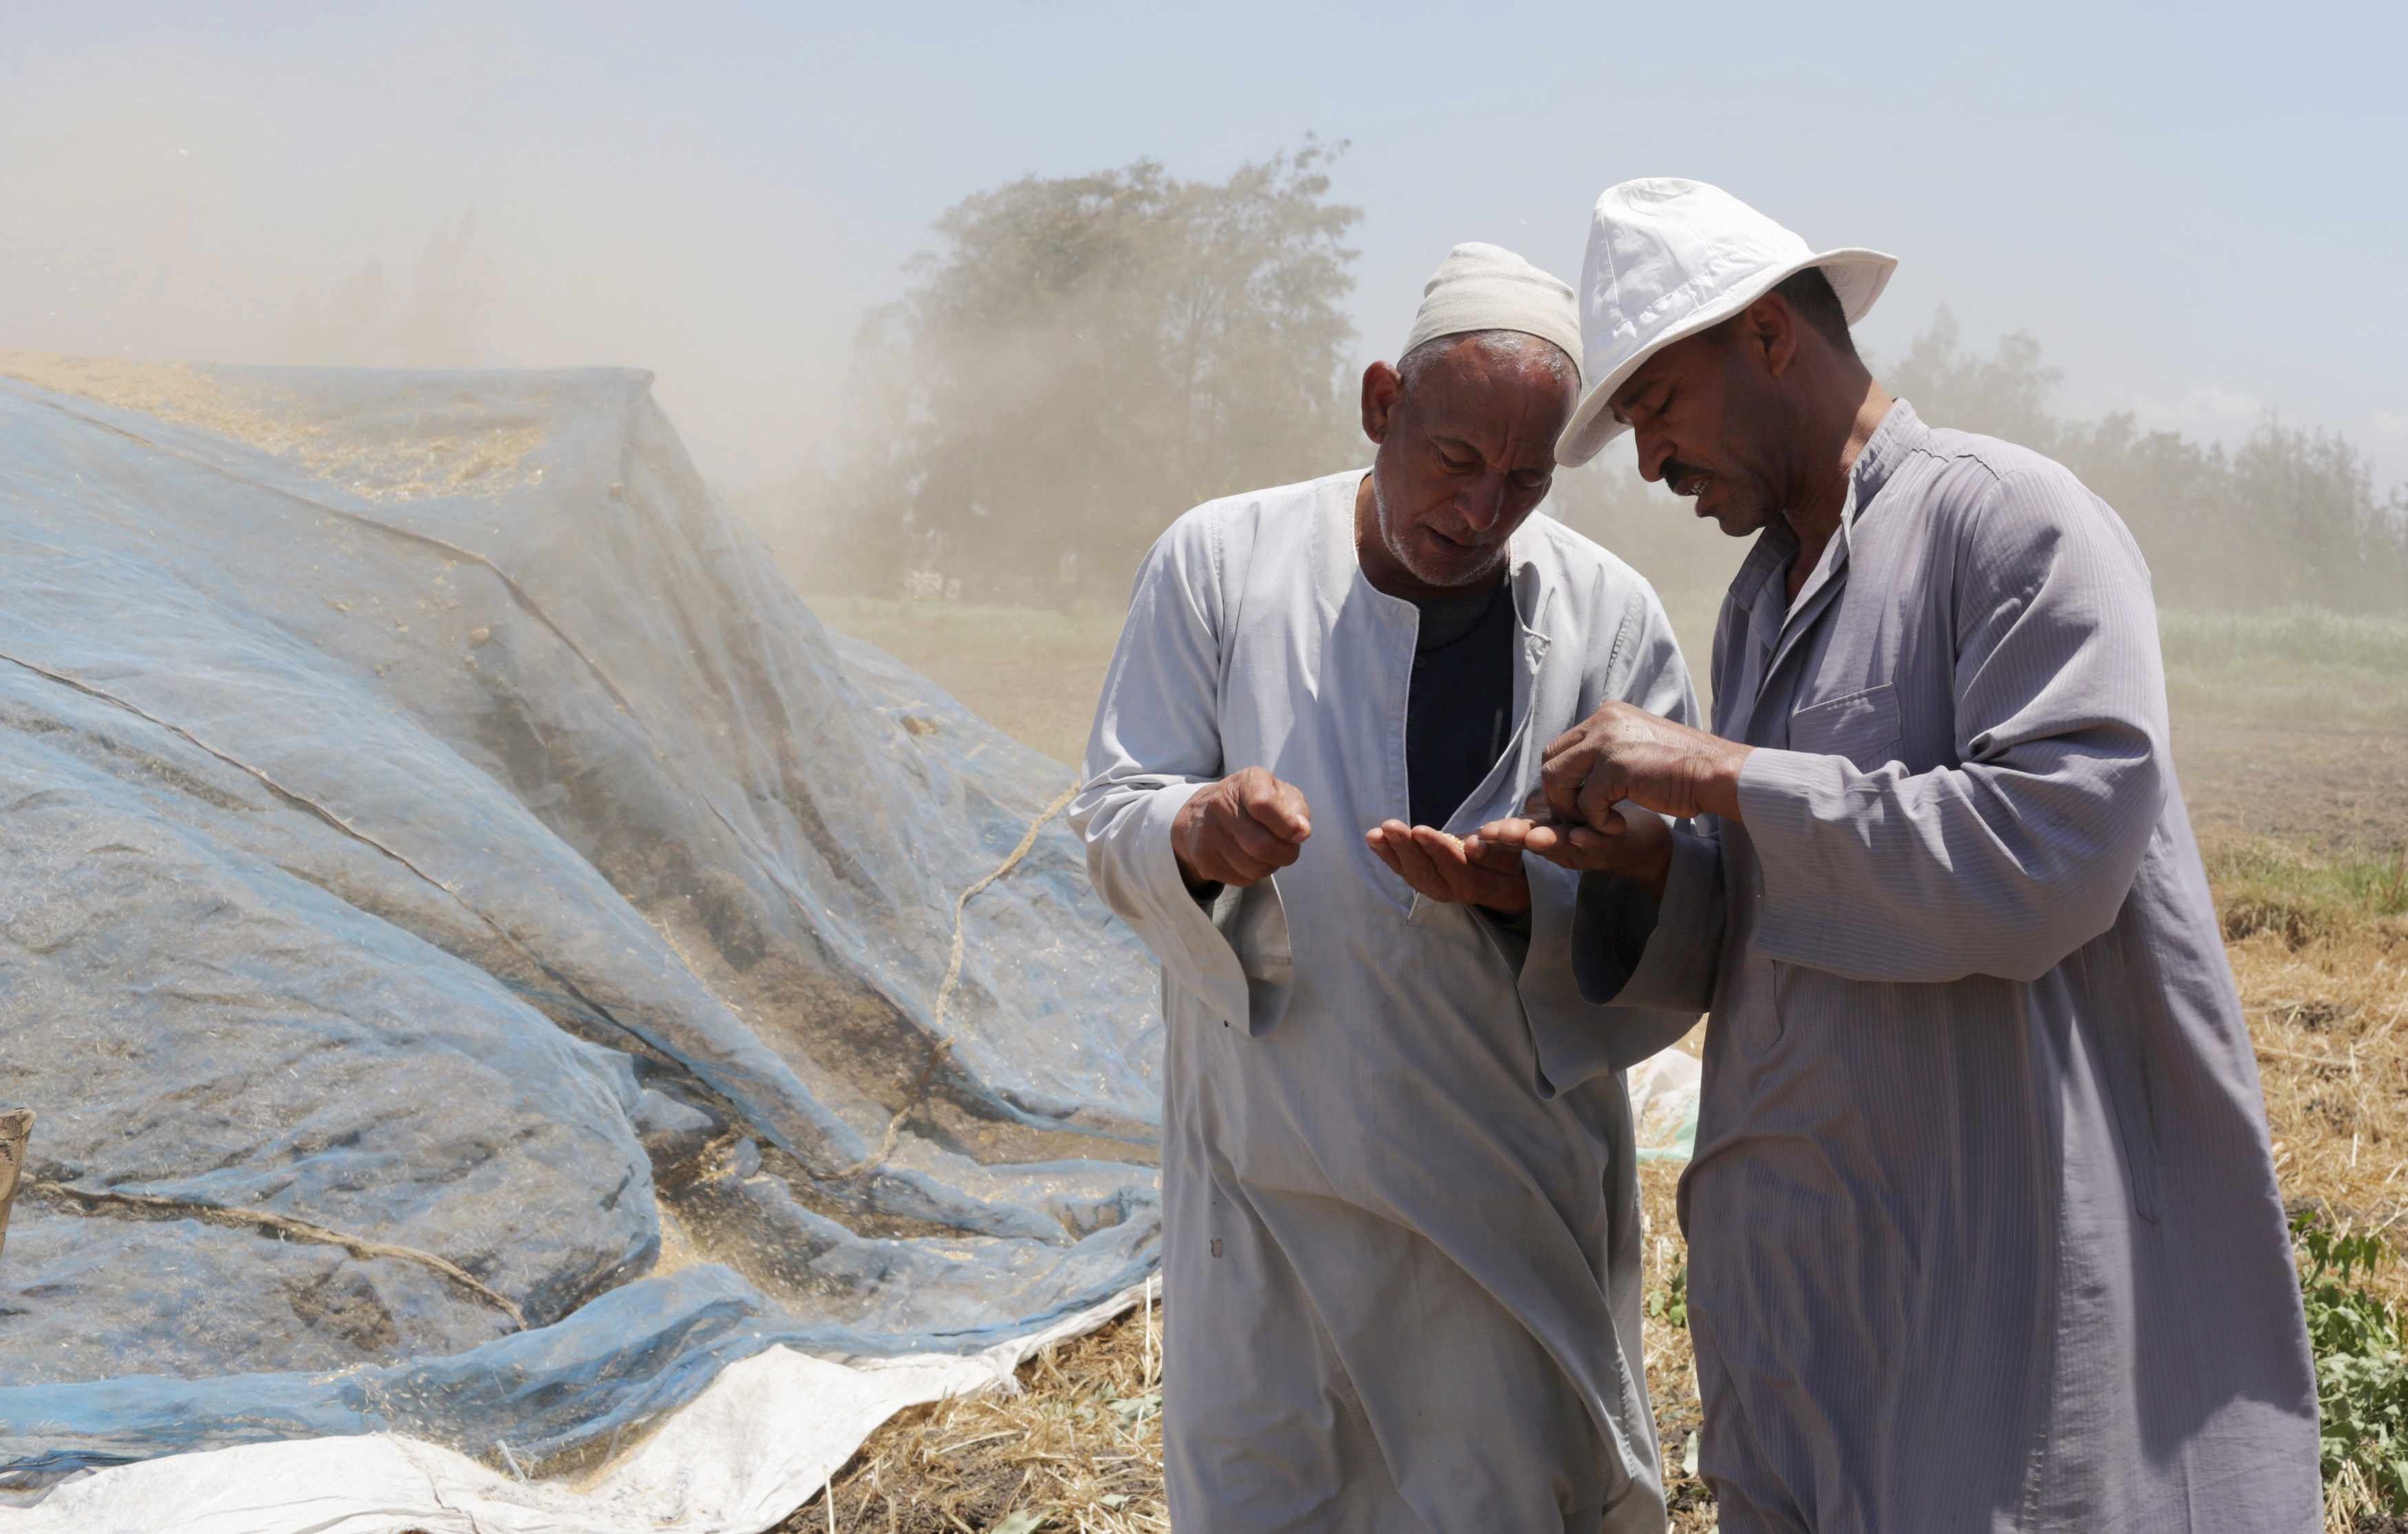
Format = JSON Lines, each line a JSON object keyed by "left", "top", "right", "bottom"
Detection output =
{"left": 1789, "top": 681, "right": 1902, "bottom": 771}
{"left": 1211, "top": 877, "right": 1292, "bottom": 1036}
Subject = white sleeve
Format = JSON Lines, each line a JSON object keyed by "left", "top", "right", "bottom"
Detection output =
{"left": 1068, "top": 513, "right": 1254, "bottom": 1027}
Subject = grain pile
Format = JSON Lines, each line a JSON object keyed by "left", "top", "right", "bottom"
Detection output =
{"left": 0, "top": 350, "right": 543, "bottom": 502}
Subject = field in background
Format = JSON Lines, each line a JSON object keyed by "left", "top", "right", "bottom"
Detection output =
{"left": 2162, "top": 608, "right": 2408, "bottom": 732}
{"left": 812, "top": 592, "right": 2408, "bottom": 852}
{"left": 791, "top": 591, "right": 2408, "bottom": 1534}
{"left": 811, "top": 596, "right": 1127, "bottom": 769}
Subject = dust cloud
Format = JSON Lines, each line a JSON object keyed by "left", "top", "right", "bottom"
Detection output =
{"left": 0, "top": 32, "right": 854, "bottom": 517}
{"left": 6, "top": 34, "right": 2396, "bottom": 628}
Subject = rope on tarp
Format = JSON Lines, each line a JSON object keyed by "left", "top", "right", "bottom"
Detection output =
{"left": 833, "top": 782, "right": 1082, "bottom": 1180}
{"left": 28, "top": 1180, "right": 528, "bottom": 1328}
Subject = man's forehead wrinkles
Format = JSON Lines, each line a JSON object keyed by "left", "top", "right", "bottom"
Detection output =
{"left": 1426, "top": 419, "right": 1557, "bottom": 479}
{"left": 1423, "top": 413, "right": 1507, "bottom": 455}
{"left": 1432, "top": 419, "right": 1545, "bottom": 470}
{"left": 1433, "top": 383, "right": 1563, "bottom": 433}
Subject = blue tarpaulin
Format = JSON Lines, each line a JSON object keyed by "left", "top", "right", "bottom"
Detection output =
{"left": 0, "top": 362, "right": 1162, "bottom": 1487}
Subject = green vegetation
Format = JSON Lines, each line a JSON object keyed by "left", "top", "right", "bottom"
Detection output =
{"left": 2160, "top": 608, "right": 2408, "bottom": 674}
{"left": 2160, "top": 607, "right": 2408, "bottom": 728}
{"left": 1644, "top": 1262, "right": 1689, "bottom": 1332}
{"left": 804, "top": 143, "right": 1363, "bottom": 604}
{"left": 2206, "top": 840, "right": 2408, "bottom": 946}
{"left": 2296, "top": 1208, "right": 2408, "bottom": 1520}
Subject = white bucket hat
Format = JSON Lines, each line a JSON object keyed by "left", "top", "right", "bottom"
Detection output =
{"left": 1556, "top": 178, "right": 1898, "bottom": 466}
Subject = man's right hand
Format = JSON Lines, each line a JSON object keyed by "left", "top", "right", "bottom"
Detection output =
{"left": 1472, "top": 803, "right": 1674, "bottom": 903}
{"left": 1172, "top": 767, "right": 1312, "bottom": 890}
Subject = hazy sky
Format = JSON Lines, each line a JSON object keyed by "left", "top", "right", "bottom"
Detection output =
{"left": 6, "top": 0, "right": 2404, "bottom": 493}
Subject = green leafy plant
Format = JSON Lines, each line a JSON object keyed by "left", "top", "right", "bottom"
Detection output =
{"left": 1645, "top": 1262, "right": 1689, "bottom": 1331}
{"left": 2294, "top": 1208, "right": 2408, "bottom": 1517}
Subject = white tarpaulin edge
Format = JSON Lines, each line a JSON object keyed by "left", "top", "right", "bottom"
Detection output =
{"left": 1, "top": 1277, "right": 1159, "bottom": 1534}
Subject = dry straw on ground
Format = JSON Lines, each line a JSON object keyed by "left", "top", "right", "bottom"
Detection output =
{"left": 782, "top": 900, "right": 2405, "bottom": 1534}
{"left": 773, "top": 1159, "right": 1709, "bottom": 1534}
{"left": 2248, "top": 910, "right": 2408, "bottom": 1534}
{"left": 776, "top": 1295, "right": 1168, "bottom": 1534}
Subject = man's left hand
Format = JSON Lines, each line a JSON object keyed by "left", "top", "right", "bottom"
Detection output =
{"left": 1533, "top": 701, "right": 1753, "bottom": 827}
{"left": 1366, "top": 821, "right": 1531, "bottom": 913}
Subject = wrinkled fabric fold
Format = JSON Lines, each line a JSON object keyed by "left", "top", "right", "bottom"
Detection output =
{"left": 1562, "top": 825, "right": 1724, "bottom": 1021}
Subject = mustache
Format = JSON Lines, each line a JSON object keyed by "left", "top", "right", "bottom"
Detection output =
{"left": 1660, "top": 458, "right": 1706, "bottom": 487}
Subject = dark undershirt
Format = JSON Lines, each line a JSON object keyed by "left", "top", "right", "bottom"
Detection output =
{"left": 1406, "top": 575, "right": 1516, "bottom": 831}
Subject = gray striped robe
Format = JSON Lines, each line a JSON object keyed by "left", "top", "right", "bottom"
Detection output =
{"left": 1579, "top": 399, "right": 2319, "bottom": 1532}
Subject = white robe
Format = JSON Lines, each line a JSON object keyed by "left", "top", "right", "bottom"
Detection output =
{"left": 1074, "top": 469, "right": 1695, "bottom": 1533}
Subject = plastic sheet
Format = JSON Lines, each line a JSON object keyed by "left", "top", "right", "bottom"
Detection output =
{"left": 0, "top": 363, "right": 1163, "bottom": 1489}
{"left": 1628, "top": 1047, "right": 1701, "bottom": 1163}
{"left": 0, "top": 1280, "right": 1157, "bottom": 1534}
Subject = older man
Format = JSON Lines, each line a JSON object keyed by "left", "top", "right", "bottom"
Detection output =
{"left": 1479, "top": 180, "right": 2319, "bottom": 1532}
{"left": 1074, "top": 243, "right": 1697, "bottom": 1532}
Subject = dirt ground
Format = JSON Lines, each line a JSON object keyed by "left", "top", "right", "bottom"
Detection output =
{"left": 2177, "top": 714, "right": 2408, "bottom": 855}
{"left": 784, "top": 595, "right": 2408, "bottom": 1534}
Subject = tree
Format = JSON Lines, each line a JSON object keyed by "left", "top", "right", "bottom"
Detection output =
{"left": 1547, "top": 310, "right": 2408, "bottom": 617}
{"left": 1887, "top": 308, "right": 2062, "bottom": 459}
{"left": 281, "top": 211, "right": 495, "bottom": 367}
{"left": 1882, "top": 315, "right": 2408, "bottom": 612}
{"left": 816, "top": 143, "right": 1362, "bottom": 601}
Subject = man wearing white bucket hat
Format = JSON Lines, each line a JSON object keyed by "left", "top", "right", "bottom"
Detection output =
{"left": 1076, "top": 242, "right": 1703, "bottom": 1531}
{"left": 1480, "top": 180, "right": 2318, "bottom": 1530}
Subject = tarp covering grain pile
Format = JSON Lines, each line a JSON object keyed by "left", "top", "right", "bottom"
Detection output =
{"left": 0, "top": 361, "right": 1163, "bottom": 1515}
